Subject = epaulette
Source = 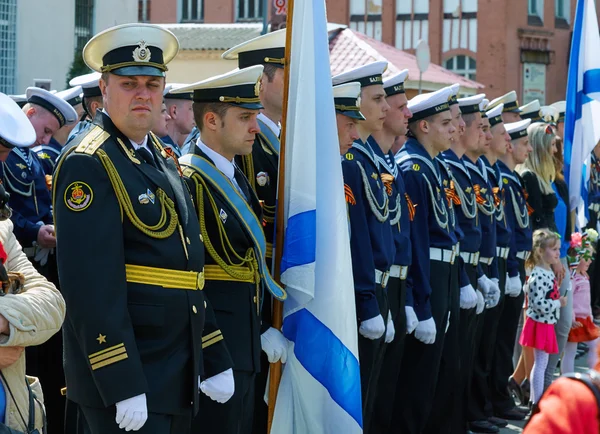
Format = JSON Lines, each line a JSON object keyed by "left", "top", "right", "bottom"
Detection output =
{"left": 74, "top": 126, "right": 110, "bottom": 155}
{"left": 38, "top": 152, "right": 51, "bottom": 160}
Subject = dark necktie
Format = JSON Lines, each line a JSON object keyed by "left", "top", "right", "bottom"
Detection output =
{"left": 138, "top": 147, "right": 157, "bottom": 168}
{"left": 234, "top": 167, "right": 251, "bottom": 203}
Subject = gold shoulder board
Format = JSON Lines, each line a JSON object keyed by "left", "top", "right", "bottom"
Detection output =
{"left": 75, "top": 126, "right": 111, "bottom": 155}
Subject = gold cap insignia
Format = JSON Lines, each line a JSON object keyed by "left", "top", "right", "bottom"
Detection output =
{"left": 356, "top": 95, "right": 362, "bottom": 109}
{"left": 254, "top": 78, "right": 262, "bottom": 97}
{"left": 133, "top": 41, "right": 152, "bottom": 63}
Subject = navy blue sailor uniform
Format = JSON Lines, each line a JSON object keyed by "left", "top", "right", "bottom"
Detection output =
{"left": 342, "top": 138, "right": 395, "bottom": 431}
{"left": 491, "top": 160, "right": 532, "bottom": 414}
{"left": 36, "top": 137, "right": 63, "bottom": 176}
{"left": 369, "top": 139, "right": 414, "bottom": 434}
{"left": 180, "top": 145, "right": 286, "bottom": 434}
{"left": 54, "top": 112, "right": 232, "bottom": 433}
{"left": 393, "top": 138, "right": 458, "bottom": 434}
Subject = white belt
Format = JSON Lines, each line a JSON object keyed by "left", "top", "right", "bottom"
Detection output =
{"left": 460, "top": 251, "right": 480, "bottom": 266}
{"left": 430, "top": 247, "right": 456, "bottom": 264}
{"left": 375, "top": 269, "right": 390, "bottom": 288}
{"left": 479, "top": 256, "right": 494, "bottom": 266}
{"left": 590, "top": 203, "right": 600, "bottom": 212}
{"left": 390, "top": 265, "right": 408, "bottom": 280}
{"left": 496, "top": 246, "right": 510, "bottom": 259}
{"left": 516, "top": 250, "right": 531, "bottom": 260}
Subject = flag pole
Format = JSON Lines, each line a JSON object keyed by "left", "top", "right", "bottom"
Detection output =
{"left": 268, "top": 0, "right": 294, "bottom": 431}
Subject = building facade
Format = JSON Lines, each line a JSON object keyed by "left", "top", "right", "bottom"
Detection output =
{"left": 143, "top": 0, "right": 591, "bottom": 104}
{"left": 1, "top": 0, "right": 137, "bottom": 94}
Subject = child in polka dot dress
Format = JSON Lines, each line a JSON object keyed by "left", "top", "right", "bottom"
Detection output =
{"left": 519, "top": 229, "right": 567, "bottom": 404}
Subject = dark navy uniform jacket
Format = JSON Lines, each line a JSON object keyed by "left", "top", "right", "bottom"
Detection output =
{"left": 464, "top": 155, "right": 499, "bottom": 279}
{"left": 343, "top": 138, "right": 395, "bottom": 322}
{"left": 497, "top": 160, "right": 533, "bottom": 278}
{"left": 370, "top": 137, "right": 413, "bottom": 307}
{"left": 1, "top": 148, "right": 53, "bottom": 247}
{"left": 36, "top": 137, "right": 62, "bottom": 176}
{"left": 396, "top": 138, "right": 457, "bottom": 320}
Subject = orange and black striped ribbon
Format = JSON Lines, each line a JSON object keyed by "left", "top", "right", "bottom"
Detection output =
{"left": 492, "top": 187, "right": 502, "bottom": 207}
{"left": 445, "top": 181, "right": 461, "bottom": 207}
{"left": 523, "top": 190, "right": 535, "bottom": 216}
{"left": 472, "top": 184, "right": 487, "bottom": 205}
{"left": 405, "top": 193, "right": 416, "bottom": 221}
{"left": 381, "top": 173, "right": 395, "bottom": 196}
{"left": 344, "top": 184, "right": 356, "bottom": 206}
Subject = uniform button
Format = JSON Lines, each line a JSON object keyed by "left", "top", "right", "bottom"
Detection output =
{"left": 253, "top": 296, "right": 257, "bottom": 303}
{"left": 192, "top": 305, "right": 198, "bottom": 314}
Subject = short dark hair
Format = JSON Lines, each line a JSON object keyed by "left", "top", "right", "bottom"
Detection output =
{"left": 83, "top": 96, "right": 103, "bottom": 118}
{"left": 263, "top": 64, "right": 279, "bottom": 83}
{"left": 462, "top": 112, "right": 478, "bottom": 127}
{"left": 193, "top": 102, "right": 230, "bottom": 132}
{"left": 101, "top": 72, "right": 110, "bottom": 84}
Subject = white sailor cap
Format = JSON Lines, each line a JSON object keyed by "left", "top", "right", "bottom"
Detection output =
{"left": 69, "top": 72, "right": 102, "bottom": 98}
{"left": 480, "top": 98, "right": 489, "bottom": 117}
{"left": 0, "top": 93, "right": 36, "bottom": 148}
{"left": 26, "top": 87, "right": 78, "bottom": 127}
{"left": 539, "top": 105, "right": 560, "bottom": 125}
{"left": 172, "top": 65, "right": 264, "bottom": 110}
{"left": 446, "top": 83, "right": 460, "bottom": 106}
{"left": 83, "top": 23, "right": 179, "bottom": 77}
{"left": 458, "top": 93, "right": 486, "bottom": 114}
{"left": 222, "top": 29, "right": 286, "bottom": 69}
{"left": 505, "top": 119, "right": 531, "bottom": 140}
{"left": 333, "top": 82, "right": 365, "bottom": 121}
{"left": 55, "top": 86, "right": 83, "bottom": 124}
{"left": 408, "top": 86, "right": 454, "bottom": 123}
{"left": 332, "top": 61, "right": 388, "bottom": 88}
{"left": 550, "top": 101, "right": 566, "bottom": 122}
{"left": 488, "top": 91, "right": 521, "bottom": 113}
{"left": 9, "top": 94, "right": 27, "bottom": 108}
{"left": 164, "top": 83, "right": 193, "bottom": 100}
{"left": 486, "top": 103, "right": 504, "bottom": 127}
{"left": 519, "top": 100, "right": 541, "bottom": 122}
{"left": 383, "top": 69, "right": 409, "bottom": 97}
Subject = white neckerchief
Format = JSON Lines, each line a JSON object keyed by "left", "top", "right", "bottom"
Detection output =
{"left": 197, "top": 139, "right": 245, "bottom": 197}
{"left": 102, "top": 109, "right": 151, "bottom": 153}
{"left": 258, "top": 112, "right": 281, "bottom": 137}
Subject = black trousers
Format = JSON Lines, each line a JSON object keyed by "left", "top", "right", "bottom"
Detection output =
{"left": 451, "top": 262, "right": 480, "bottom": 434}
{"left": 424, "top": 260, "right": 461, "bottom": 434}
{"left": 370, "top": 277, "right": 407, "bottom": 434}
{"left": 469, "top": 257, "right": 507, "bottom": 422}
{"left": 393, "top": 259, "right": 453, "bottom": 434}
{"left": 491, "top": 258, "right": 526, "bottom": 413}
{"left": 359, "top": 283, "right": 389, "bottom": 434}
{"left": 192, "top": 371, "right": 256, "bottom": 434}
{"left": 76, "top": 404, "right": 191, "bottom": 434}
{"left": 588, "top": 212, "right": 600, "bottom": 308}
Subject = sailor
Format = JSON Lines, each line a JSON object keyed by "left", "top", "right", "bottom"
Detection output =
{"left": 67, "top": 72, "right": 104, "bottom": 143}
{"left": 162, "top": 83, "right": 195, "bottom": 157}
{"left": 8, "top": 94, "right": 27, "bottom": 108}
{"left": 491, "top": 119, "right": 533, "bottom": 421}
{"left": 394, "top": 86, "right": 458, "bottom": 434}
{"left": 368, "top": 69, "right": 417, "bottom": 434}
{"left": 54, "top": 23, "right": 234, "bottom": 434}
{"left": 174, "top": 65, "right": 288, "bottom": 434}
{"left": 550, "top": 100, "right": 566, "bottom": 140}
{"left": 333, "top": 82, "right": 364, "bottom": 156}
{"left": 488, "top": 91, "right": 522, "bottom": 123}
{"left": 518, "top": 100, "right": 541, "bottom": 123}
{"left": 334, "top": 61, "right": 395, "bottom": 433}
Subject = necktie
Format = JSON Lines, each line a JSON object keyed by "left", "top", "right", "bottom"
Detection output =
{"left": 234, "top": 168, "right": 251, "bottom": 203}
{"left": 138, "top": 147, "right": 157, "bottom": 168}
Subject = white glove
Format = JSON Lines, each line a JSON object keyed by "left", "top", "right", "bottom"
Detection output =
{"left": 359, "top": 314, "right": 385, "bottom": 340}
{"left": 385, "top": 311, "right": 395, "bottom": 343}
{"left": 460, "top": 284, "right": 478, "bottom": 310}
{"left": 33, "top": 247, "right": 51, "bottom": 266}
{"left": 486, "top": 278, "right": 500, "bottom": 308}
{"left": 508, "top": 274, "right": 523, "bottom": 297}
{"left": 405, "top": 306, "right": 419, "bottom": 334}
{"left": 260, "top": 327, "right": 289, "bottom": 363}
{"left": 477, "top": 275, "right": 493, "bottom": 297}
{"left": 476, "top": 290, "right": 485, "bottom": 315}
{"left": 115, "top": 394, "right": 148, "bottom": 432}
{"left": 414, "top": 318, "right": 436, "bottom": 344}
{"left": 199, "top": 368, "right": 235, "bottom": 403}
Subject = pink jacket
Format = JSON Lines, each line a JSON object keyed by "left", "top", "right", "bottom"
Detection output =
{"left": 572, "top": 273, "right": 592, "bottom": 319}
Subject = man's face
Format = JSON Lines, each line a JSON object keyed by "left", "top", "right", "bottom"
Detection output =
{"left": 260, "top": 68, "right": 285, "bottom": 114}
{"left": 383, "top": 93, "right": 412, "bottom": 136}
{"left": 449, "top": 104, "right": 465, "bottom": 144}
{"left": 214, "top": 106, "right": 261, "bottom": 157}
{"left": 463, "top": 112, "right": 484, "bottom": 152}
{"left": 490, "top": 123, "right": 510, "bottom": 157}
{"left": 100, "top": 74, "right": 165, "bottom": 138}
{"left": 153, "top": 103, "right": 171, "bottom": 137}
{"left": 169, "top": 100, "right": 195, "bottom": 135}
{"left": 478, "top": 117, "right": 493, "bottom": 154}
{"left": 427, "top": 111, "right": 456, "bottom": 153}
{"left": 511, "top": 136, "right": 532, "bottom": 164}
{"left": 502, "top": 111, "right": 521, "bottom": 123}
{"left": 26, "top": 106, "right": 60, "bottom": 146}
{"left": 359, "top": 85, "right": 390, "bottom": 133}
{"left": 336, "top": 113, "right": 360, "bottom": 155}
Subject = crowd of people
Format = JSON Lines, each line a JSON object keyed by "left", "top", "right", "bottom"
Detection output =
{"left": 0, "top": 21, "right": 600, "bottom": 434}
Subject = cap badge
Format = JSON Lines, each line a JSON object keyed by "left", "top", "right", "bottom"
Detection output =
{"left": 254, "top": 78, "right": 262, "bottom": 97}
{"left": 133, "top": 41, "right": 152, "bottom": 63}
{"left": 356, "top": 95, "right": 362, "bottom": 108}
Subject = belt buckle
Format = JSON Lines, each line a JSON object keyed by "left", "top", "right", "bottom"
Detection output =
{"left": 400, "top": 266, "right": 408, "bottom": 280}
{"left": 381, "top": 271, "right": 390, "bottom": 288}
{"left": 450, "top": 250, "right": 456, "bottom": 265}
{"left": 197, "top": 271, "right": 205, "bottom": 290}
{"left": 473, "top": 252, "right": 480, "bottom": 266}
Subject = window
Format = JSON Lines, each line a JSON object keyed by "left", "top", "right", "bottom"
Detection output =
{"left": 75, "top": 0, "right": 94, "bottom": 53}
{"left": 395, "top": 0, "right": 429, "bottom": 49}
{"left": 0, "top": 0, "right": 16, "bottom": 94}
{"left": 442, "top": 0, "right": 477, "bottom": 53}
{"left": 444, "top": 55, "right": 477, "bottom": 81}
{"left": 528, "top": 0, "right": 544, "bottom": 25}
{"left": 138, "top": 0, "right": 150, "bottom": 22}
{"left": 555, "top": 0, "right": 570, "bottom": 27}
{"left": 350, "top": 0, "right": 383, "bottom": 41}
{"left": 181, "top": 0, "right": 204, "bottom": 22}
{"left": 236, "top": 0, "right": 264, "bottom": 22}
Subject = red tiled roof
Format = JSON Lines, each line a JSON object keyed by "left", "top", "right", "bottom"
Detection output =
{"left": 329, "top": 28, "right": 484, "bottom": 91}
